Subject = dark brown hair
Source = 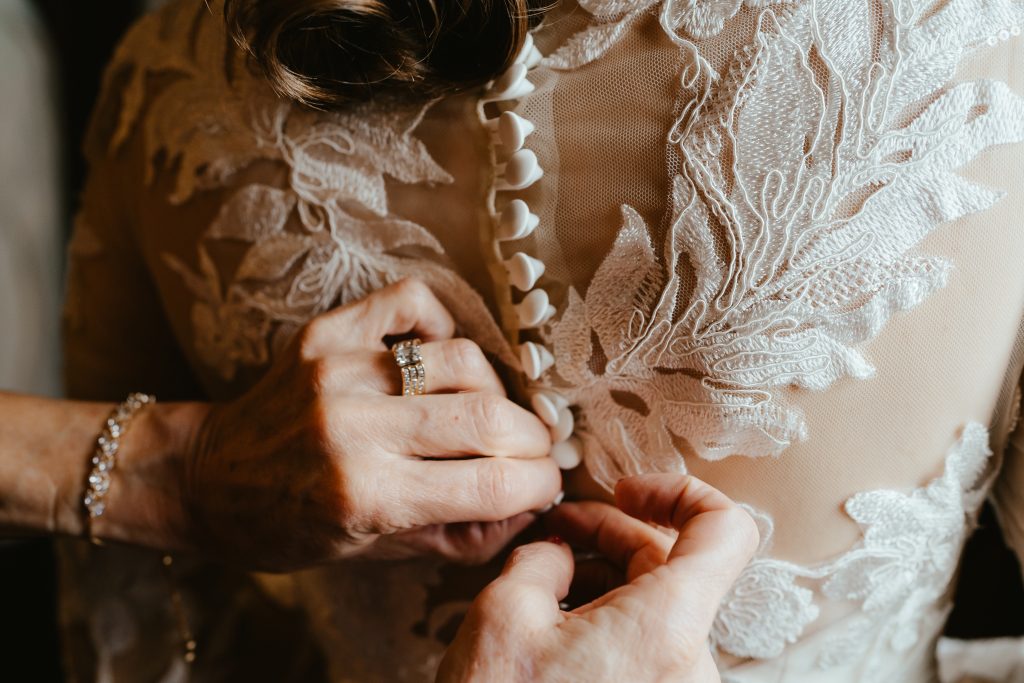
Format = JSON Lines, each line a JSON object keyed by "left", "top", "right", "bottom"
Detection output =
{"left": 224, "top": 0, "right": 547, "bottom": 108}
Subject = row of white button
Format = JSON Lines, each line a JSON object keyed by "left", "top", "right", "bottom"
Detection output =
{"left": 484, "top": 33, "right": 581, "bottom": 472}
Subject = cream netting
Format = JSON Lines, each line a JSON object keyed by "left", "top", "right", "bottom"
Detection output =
{"left": 59, "top": 0, "right": 1024, "bottom": 681}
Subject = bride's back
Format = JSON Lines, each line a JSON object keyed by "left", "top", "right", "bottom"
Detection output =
{"left": 63, "top": 1, "right": 1024, "bottom": 680}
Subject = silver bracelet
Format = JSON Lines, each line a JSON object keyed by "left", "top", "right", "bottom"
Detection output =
{"left": 83, "top": 392, "right": 154, "bottom": 541}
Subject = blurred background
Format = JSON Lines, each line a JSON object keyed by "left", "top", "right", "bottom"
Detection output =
{"left": 1, "top": 2, "right": 153, "bottom": 680}
{"left": 0, "top": 1, "right": 1021, "bottom": 680}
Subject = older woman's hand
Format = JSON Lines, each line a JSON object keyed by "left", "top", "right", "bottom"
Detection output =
{"left": 437, "top": 474, "right": 759, "bottom": 683}
{"left": 184, "top": 278, "right": 561, "bottom": 571}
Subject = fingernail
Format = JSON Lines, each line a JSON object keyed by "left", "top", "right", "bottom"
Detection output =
{"left": 545, "top": 535, "right": 565, "bottom": 545}
{"left": 553, "top": 490, "right": 565, "bottom": 506}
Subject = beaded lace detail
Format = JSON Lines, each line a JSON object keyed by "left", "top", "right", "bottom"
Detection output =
{"left": 533, "top": 0, "right": 1024, "bottom": 487}
{"left": 713, "top": 423, "right": 993, "bottom": 669}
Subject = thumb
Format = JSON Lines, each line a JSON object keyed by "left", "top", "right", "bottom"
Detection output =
{"left": 613, "top": 474, "right": 759, "bottom": 632}
{"left": 485, "top": 538, "right": 574, "bottom": 630}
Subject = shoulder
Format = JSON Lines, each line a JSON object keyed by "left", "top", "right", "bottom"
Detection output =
{"left": 85, "top": 0, "right": 237, "bottom": 170}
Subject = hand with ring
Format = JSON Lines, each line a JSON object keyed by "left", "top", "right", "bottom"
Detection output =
{"left": 183, "top": 278, "right": 561, "bottom": 572}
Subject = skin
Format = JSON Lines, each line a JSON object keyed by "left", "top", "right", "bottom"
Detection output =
{"left": 0, "top": 278, "right": 562, "bottom": 571}
{"left": 439, "top": 474, "right": 760, "bottom": 683}
{"left": 0, "top": 279, "right": 757, "bottom": 678}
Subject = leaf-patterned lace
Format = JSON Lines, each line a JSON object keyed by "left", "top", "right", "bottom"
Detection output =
{"left": 543, "top": 0, "right": 795, "bottom": 70}
{"left": 107, "top": 3, "right": 516, "bottom": 380}
{"left": 538, "top": 0, "right": 1024, "bottom": 485}
{"left": 712, "top": 423, "right": 994, "bottom": 668}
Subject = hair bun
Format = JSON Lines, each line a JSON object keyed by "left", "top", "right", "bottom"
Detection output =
{"left": 224, "top": 0, "right": 545, "bottom": 108}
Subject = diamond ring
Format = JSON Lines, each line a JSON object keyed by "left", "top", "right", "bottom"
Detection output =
{"left": 391, "top": 338, "right": 426, "bottom": 396}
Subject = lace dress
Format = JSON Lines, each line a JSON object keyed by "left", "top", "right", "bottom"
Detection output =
{"left": 62, "top": 0, "right": 1024, "bottom": 681}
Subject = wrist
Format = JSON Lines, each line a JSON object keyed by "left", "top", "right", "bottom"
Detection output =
{"left": 89, "top": 401, "right": 210, "bottom": 553}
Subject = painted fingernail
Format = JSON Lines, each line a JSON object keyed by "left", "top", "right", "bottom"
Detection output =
{"left": 546, "top": 535, "right": 565, "bottom": 545}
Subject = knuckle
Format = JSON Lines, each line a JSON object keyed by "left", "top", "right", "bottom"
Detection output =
{"left": 475, "top": 581, "right": 514, "bottom": 618}
{"left": 505, "top": 544, "right": 535, "bottom": 569}
{"left": 395, "top": 277, "right": 431, "bottom": 305}
{"left": 446, "top": 338, "right": 487, "bottom": 377}
{"left": 468, "top": 394, "right": 514, "bottom": 447}
{"left": 475, "top": 459, "right": 516, "bottom": 512}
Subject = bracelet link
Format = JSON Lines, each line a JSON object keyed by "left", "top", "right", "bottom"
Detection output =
{"left": 82, "top": 392, "right": 155, "bottom": 538}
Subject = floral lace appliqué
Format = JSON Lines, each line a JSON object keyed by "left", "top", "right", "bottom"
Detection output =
{"left": 711, "top": 423, "right": 994, "bottom": 667}
{"left": 540, "top": 0, "right": 1024, "bottom": 484}
{"left": 107, "top": 3, "right": 516, "bottom": 380}
{"left": 543, "top": 0, "right": 794, "bottom": 70}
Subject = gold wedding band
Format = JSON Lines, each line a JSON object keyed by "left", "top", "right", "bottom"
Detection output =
{"left": 391, "top": 338, "right": 426, "bottom": 396}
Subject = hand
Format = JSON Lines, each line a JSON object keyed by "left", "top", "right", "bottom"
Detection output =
{"left": 184, "top": 278, "right": 561, "bottom": 571}
{"left": 437, "top": 474, "right": 759, "bottom": 683}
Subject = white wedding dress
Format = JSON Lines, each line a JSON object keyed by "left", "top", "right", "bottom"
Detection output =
{"left": 62, "top": 0, "right": 1024, "bottom": 681}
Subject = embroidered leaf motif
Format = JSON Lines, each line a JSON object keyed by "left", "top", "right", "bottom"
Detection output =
{"left": 540, "top": 0, "right": 1024, "bottom": 481}
{"left": 712, "top": 507, "right": 820, "bottom": 659}
{"left": 542, "top": 13, "right": 646, "bottom": 70}
{"left": 711, "top": 424, "right": 994, "bottom": 663}
{"left": 664, "top": 0, "right": 742, "bottom": 39}
{"left": 207, "top": 185, "right": 296, "bottom": 242}
{"left": 235, "top": 234, "right": 315, "bottom": 282}
{"left": 549, "top": 0, "right": 796, "bottom": 70}
{"left": 115, "top": 2, "right": 511, "bottom": 380}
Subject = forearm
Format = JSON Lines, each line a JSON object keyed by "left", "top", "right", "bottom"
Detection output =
{"left": 0, "top": 391, "right": 206, "bottom": 552}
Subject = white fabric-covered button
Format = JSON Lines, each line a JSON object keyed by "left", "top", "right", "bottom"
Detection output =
{"left": 487, "top": 63, "right": 534, "bottom": 101}
{"left": 520, "top": 341, "right": 554, "bottom": 380}
{"left": 497, "top": 199, "right": 539, "bottom": 241}
{"left": 514, "top": 33, "right": 543, "bottom": 69}
{"left": 504, "top": 252, "right": 545, "bottom": 291}
{"left": 512, "top": 33, "right": 544, "bottom": 70}
{"left": 531, "top": 392, "right": 560, "bottom": 427}
{"left": 551, "top": 436, "right": 582, "bottom": 470}
{"left": 515, "top": 288, "right": 550, "bottom": 328}
{"left": 515, "top": 290, "right": 555, "bottom": 328}
{"left": 551, "top": 407, "right": 574, "bottom": 443}
{"left": 497, "top": 111, "right": 536, "bottom": 152}
{"left": 497, "top": 149, "right": 543, "bottom": 190}
{"left": 531, "top": 390, "right": 567, "bottom": 426}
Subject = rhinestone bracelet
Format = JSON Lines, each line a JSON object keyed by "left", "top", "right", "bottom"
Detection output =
{"left": 82, "top": 392, "right": 154, "bottom": 542}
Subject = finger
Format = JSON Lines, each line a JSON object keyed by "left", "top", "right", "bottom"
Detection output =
{"left": 322, "top": 340, "right": 506, "bottom": 396}
{"left": 615, "top": 474, "right": 758, "bottom": 567}
{"left": 545, "top": 501, "right": 671, "bottom": 580}
{"left": 482, "top": 540, "right": 574, "bottom": 630}
{"left": 611, "top": 474, "right": 760, "bottom": 631}
{"left": 385, "top": 512, "right": 538, "bottom": 565}
{"left": 386, "top": 392, "right": 551, "bottom": 459}
{"left": 300, "top": 279, "right": 456, "bottom": 356}
{"left": 394, "top": 455, "right": 562, "bottom": 527}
